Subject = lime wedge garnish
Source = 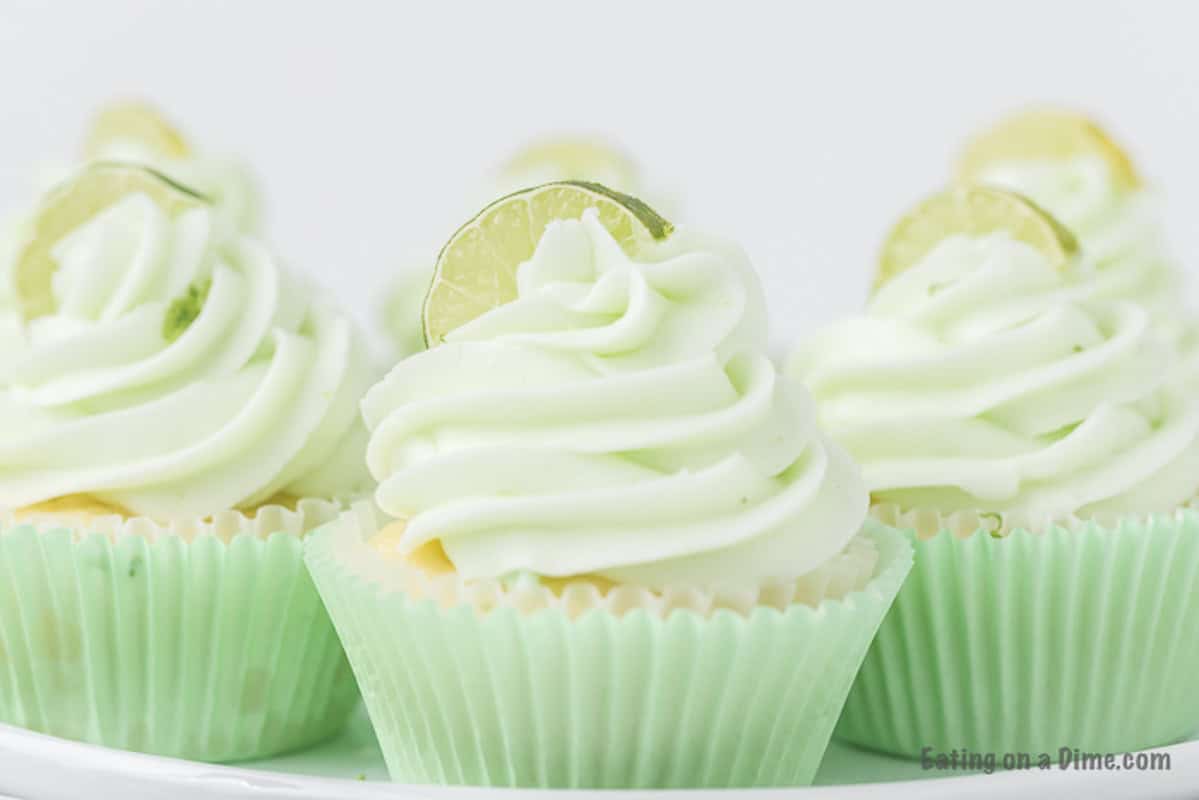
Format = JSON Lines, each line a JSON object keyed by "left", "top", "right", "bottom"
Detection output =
{"left": 498, "top": 137, "right": 640, "bottom": 191}
{"left": 875, "top": 185, "right": 1079, "bottom": 290}
{"left": 957, "top": 109, "right": 1140, "bottom": 191}
{"left": 14, "top": 162, "right": 209, "bottom": 319}
{"left": 422, "top": 181, "right": 673, "bottom": 346}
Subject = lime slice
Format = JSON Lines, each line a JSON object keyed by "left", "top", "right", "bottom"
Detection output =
{"left": 14, "top": 162, "right": 209, "bottom": 319}
{"left": 957, "top": 109, "right": 1140, "bottom": 191}
{"left": 498, "top": 137, "right": 640, "bottom": 192}
{"left": 82, "top": 101, "right": 191, "bottom": 160}
{"left": 874, "top": 185, "right": 1079, "bottom": 290}
{"left": 422, "top": 181, "right": 673, "bottom": 345}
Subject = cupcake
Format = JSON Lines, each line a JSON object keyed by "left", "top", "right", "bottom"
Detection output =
{"left": 306, "top": 181, "right": 913, "bottom": 788}
{"left": 790, "top": 185, "right": 1199, "bottom": 757}
{"left": 956, "top": 108, "right": 1185, "bottom": 327}
{"left": 0, "top": 162, "right": 374, "bottom": 760}
{"left": 379, "top": 136, "right": 672, "bottom": 360}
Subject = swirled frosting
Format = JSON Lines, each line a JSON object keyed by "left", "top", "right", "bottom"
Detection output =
{"left": 976, "top": 155, "right": 1178, "bottom": 313}
{"left": 363, "top": 211, "right": 867, "bottom": 589}
{"left": 790, "top": 234, "right": 1199, "bottom": 516}
{"left": 0, "top": 192, "right": 374, "bottom": 517}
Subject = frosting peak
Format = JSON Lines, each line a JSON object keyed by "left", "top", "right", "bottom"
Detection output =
{"left": 363, "top": 212, "right": 866, "bottom": 589}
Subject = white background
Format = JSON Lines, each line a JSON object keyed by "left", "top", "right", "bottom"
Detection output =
{"left": 0, "top": 0, "right": 1195, "bottom": 348}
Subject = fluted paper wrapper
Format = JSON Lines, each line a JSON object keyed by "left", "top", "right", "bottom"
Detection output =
{"left": 836, "top": 504, "right": 1199, "bottom": 758}
{"left": 305, "top": 511, "right": 913, "bottom": 788}
{"left": 0, "top": 499, "right": 359, "bottom": 762}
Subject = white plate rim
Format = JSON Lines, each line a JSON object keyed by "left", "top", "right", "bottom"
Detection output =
{"left": 1, "top": 720, "right": 1197, "bottom": 800}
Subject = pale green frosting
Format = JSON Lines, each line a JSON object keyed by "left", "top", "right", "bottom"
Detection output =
{"left": 977, "top": 154, "right": 1179, "bottom": 314}
{"left": 363, "top": 212, "right": 867, "bottom": 589}
{"left": 0, "top": 193, "right": 373, "bottom": 517}
{"left": 790, "top": 233, "right": 1199, "bottom": 516}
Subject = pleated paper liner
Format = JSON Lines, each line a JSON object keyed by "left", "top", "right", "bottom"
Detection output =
{"left": 0, "top": 498, "right": 360, "bottom": 763}
{"left": 305, "top": 509, "right": 914, "bottom": 788}
{"left": 836, "top": 504, "right": 1199, "bottom": 759}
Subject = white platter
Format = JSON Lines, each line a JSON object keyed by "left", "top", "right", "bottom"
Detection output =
{"left": 0, "top": 706, "right": 1194, "bottom": 799}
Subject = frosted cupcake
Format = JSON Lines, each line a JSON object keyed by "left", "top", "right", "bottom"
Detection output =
{"left": 791, "top": 185, "right": 1199, "bottom": 757}
{"left": 307, "top": 182, "right": 913, "bottom": 788}
{"left": 379, "top": 136, "right": 672, "bottom": 359}
{"left": 0, "top": 163, "right": 373, "bottom": 760}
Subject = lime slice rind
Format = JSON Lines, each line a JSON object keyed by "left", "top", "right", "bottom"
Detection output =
{"left": 568, "top": 181, "right": 673, "bottom": 240}
{"left": 83, "top": 160, "right": 211, "bottom": 204}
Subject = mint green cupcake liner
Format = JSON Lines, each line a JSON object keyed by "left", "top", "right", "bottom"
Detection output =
{"left": 0, "top": 500, "right": 359, "bottom": 762}
{"left": 305, "top": 512, "right": 913, "bottom": 789}
{"left": 836, "top": 506, "right": 1199, "bottom": 758}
